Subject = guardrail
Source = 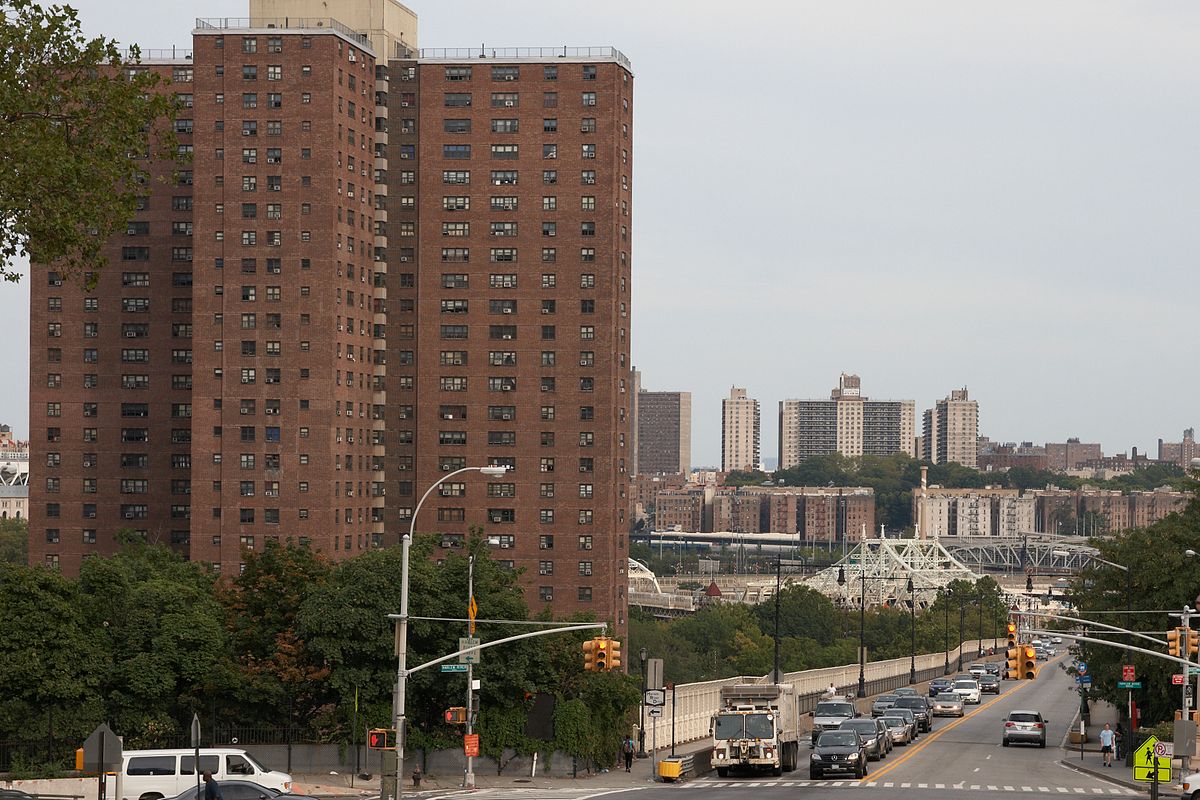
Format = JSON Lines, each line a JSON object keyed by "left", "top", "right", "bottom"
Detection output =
{"left": 657, "top": 753, "right": 694, "bottom": 782}
{"left": 643, "top": 639, "right": 991, "bottom": 747}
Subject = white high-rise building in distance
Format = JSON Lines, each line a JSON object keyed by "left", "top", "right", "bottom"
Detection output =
{"left": 722, "top": 386, "right": 760, "bottom": 472}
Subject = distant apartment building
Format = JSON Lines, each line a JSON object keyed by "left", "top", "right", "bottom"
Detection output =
{"left": 777, "top": 374, "right": 915, "bottom": 469}
{"left": 721, "top": 386, "right": 760, "bottom": 472}
{"left": 653, "top": 484, "right": 875, "bottom": 541}
{"left": 978, "top": 441, "right": 1049, "bottom": 472}
{"left": 922, "top": 388, "right": 978, "bottom": 468}
{"left": 0, "top": 425, "right": 29, "bottom": 520}
{"left": 1034, "top": 485, "right": 1188, "bottom": 533}
{"left": 1159, "top": 429, "right": 1198, "bottom": 469}
{"left": 912, "top": 486, "right": 1033, "bottom": 538}
{"left": 1044, "top": 438, "right": 1103, "bottom": 471}
{"left": 636, "top": 388, "right": 691, "bottom": 475}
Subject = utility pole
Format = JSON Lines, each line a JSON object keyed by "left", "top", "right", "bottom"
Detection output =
{"left": 464, "top": 555, "right": 476, "bottom": 789}
{"left": 773, "top": 558, "right": 782, "bottom": 683}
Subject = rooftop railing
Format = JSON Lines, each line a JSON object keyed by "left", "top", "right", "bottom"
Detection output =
{"left": 194, "top": 17, "right": 371, "bottom": 49}
{"left": 417, "top": 45, "right": 631, "bottom": 70}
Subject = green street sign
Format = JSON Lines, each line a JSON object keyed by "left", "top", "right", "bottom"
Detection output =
{"left": 1117, "top": 681, "right": 1142, "bottom": 689}
{"left": 440, "top": 664, "right": 469, "bottom": 673}
{"left": 1190, "top": 667, "right": 1200, "bottom": 676}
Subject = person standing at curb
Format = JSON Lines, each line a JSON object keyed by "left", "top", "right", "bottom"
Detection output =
{"left": 1099, "top": 723, "right": 1115, "bottom": 767}
{"left": 622, "top": 735, "right": 635, "bottom": 772}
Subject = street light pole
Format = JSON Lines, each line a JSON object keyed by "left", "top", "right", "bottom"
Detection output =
{"left": 941, "top": 589, "right": 950, "bottom": 675}
{"left": 958, "top": 599, "right": 965, "bottom": 672}
{"left": 908, "top": 578, "right": 916, "bottom": 684}
{"left": 638, "top": 648, "right": 648, "bottom": 758}
{"left": 392, "top": 465, "right": 510, "bottom": 800}
{"left": 836, "top": 564, "right": 867, "bottom": 697}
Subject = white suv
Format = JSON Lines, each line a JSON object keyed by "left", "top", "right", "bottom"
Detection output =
{"left": 952, "top": 678, "right": 981, "bottom": 705}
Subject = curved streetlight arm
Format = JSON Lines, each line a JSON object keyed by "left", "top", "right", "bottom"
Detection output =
{"left": 407, "top": 465, "right": 509, "bottom": 542}
{"left": 1053, "top": 550, "right": 1129, "bottom": 573}
{"left": 1012, "top": 610, "right": 1165, "bottom": 648}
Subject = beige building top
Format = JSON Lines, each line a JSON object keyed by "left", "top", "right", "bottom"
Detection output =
{"left": 250, "top": 0, "right": 417, "bottom": 57}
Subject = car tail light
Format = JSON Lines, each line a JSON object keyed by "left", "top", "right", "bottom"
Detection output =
{"left": 1034, "top": 723, "right": 1044, "bottom": 729}
{"left": 1004, "top": 722, "right": 1014, "bottom": 728}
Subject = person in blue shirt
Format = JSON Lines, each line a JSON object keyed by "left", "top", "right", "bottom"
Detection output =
{"left": 202, "top": 772, "right": 224, "bottom": 800}
{"left": 1099, "top": 723, "right": 1115, "bottom": 767}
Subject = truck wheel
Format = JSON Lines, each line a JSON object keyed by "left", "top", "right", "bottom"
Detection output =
{"left": 773, "top": 763, "right": 783, "bottom": 777}
{"left": 716, "top": 768, "right": 728, "bottom": 778}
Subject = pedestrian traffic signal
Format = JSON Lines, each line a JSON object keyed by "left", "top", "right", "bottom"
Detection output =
{"left": 1169, "top": 628, "right": 1183, "bottom": 658}
{"left": 367, "top": 728, "right": 394, "bottom": 750}
{"left": 1022, "top": 645, "right": 1038, "bottom": 680}
{"left": 607, "top": 639, "right": 622, "bottom": 671}
{"left": 444, "top": 707, "right": 467, "bottom": 725}
{"left": 1188, "top": 630, "right": 1199, "bottom": 657}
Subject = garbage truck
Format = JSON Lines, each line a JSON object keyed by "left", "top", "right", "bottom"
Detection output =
{"left": 710, "top": 683, "right": 801, "bottom": 777}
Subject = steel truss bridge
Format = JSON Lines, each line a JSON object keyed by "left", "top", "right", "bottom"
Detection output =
{"left": 805, "top": 539, "right": 982, "bottom": 610}
{"left": 940, "top": 535, "right": 1098, "bottom": 573}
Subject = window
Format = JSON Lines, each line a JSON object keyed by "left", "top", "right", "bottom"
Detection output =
{"left": 579, "top": 535, "right": 593, "bottom": 550}
{"left": 444, "top": 92, "right": 472, "bottom": 107}
{"left": 543, "top": 92, "right": 558, "bottom": 108}
{"left": 581, "top": 117, "right": 597, "bottom": 133}
{"left": 267, "top": 65, "right": 282, "bottom": 80}
{"left": 578, "top": 587, "right": 593, "bottom": 602}
{"left": 580, "top": 325, "right": 595, "bottom": 340}
{"left": 582, "top": 92, "right": 596, "bottom": 106}
{"left": 443, "top": 144, "right": 472, "bottom": 159}
{"left": 491, "top": 144, "right": 518, "bottom": 159}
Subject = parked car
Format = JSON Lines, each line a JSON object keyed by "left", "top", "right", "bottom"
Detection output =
{"left": 121, "top": 750, "right": 292, "bottom": 800}
{"left": 839, "top": 719, "right": 888, "bottom": 761}
{"left": 928, "top": 677, "right": 953, "bottom": 696}
{"left": 890, "top": 707, "right": 919, "bottom": 740}
{"left": 881, "top": 715, "right": 912, "bottom": 746}
{"left": 1001, "top": 710, "right": 1047, "bottom": 747}
{"left": 1052, "top": 636, "right": 1063, "bottom": 644}
{"left": 952, "top": 678, "right": 981, "bottom": 705}
{"left": 893, "top": 696, "right": 932, "bottom": 732}
{"left": 931, "top": 693, "right": 964, "bottom": 717}
{"left": 871, "top": 694, "right": 899, "bottom": 717}
{"left": 810, "top": 730, "right": 868, "bottom": 780}
{"left": 167, "top": 781, "right": 319, "bottom": 800}
{"left": 978, "top": 674, "right": 1000, "bottom": 694}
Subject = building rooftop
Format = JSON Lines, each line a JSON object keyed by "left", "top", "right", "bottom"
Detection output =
{"left": 416, "top": 46, "right": 631, "bottom": 71}
{"left": 195, "top": 17, "right": 374, "bottom": 52}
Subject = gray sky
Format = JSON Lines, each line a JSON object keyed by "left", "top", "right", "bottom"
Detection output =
{"left": 3, "top": 0, "right": 1198, "bottom": 466}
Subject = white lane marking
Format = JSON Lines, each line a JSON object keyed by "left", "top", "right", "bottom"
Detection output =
{"left": 1056, "top": 789, "right": 1069, "bottom": 794}
{"left": 969, "top": 785, "right": 980, "bottom": 790}
{"left": 918, "top": 784, "right": 928, "bottom": 789}
{"left": 1039, "top": 789, "right": 1050, "bottom": 794}
{"left": 974, "top": 767, "right": 981, "bottom": 772}
{"left": 883, "top": 782, "right": 894, "bottom": 788}
{"left": 575, "top": 791, "right": 648, "bottom": 800}
{"left": 900, "top": 782, "right": 911, "bottom": 788}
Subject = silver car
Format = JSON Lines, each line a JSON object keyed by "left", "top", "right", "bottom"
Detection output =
{"left": 871, "top": 694, "right": 899, "bottom": 717}
{"left": 1002, "top": 710, "right": 1047, "bottom": 747}
{"left": 881, "top": 715, "right": 913, "bottom": 746}
{"left": 931, "top": 693, "right": 964, "bottom": 717}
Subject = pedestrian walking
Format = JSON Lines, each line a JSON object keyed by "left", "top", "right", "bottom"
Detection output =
{"left": 1099, "top": 723, "right": 1115, "bottom": 767}
{"left": 202, "top": 773, "right": 224, "bottom": 800}
{"left": 622, "top": 735, "right": 635, "bottom": 772}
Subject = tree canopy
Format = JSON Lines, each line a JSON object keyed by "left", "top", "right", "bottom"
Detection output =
{"left": 0, "top": 0, "right": 177, "bottom": 283}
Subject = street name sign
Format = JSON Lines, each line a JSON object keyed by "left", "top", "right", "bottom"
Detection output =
{"left": 1117, "top": 681, "right": 1142, "bottom": 689}
{"left": 459, "top": 636, "right": 481, "bottom": 664}
{"left": 441, "top": 664, "right": 469, "bottom": 673}
{"left": 644, "top": 689, "right": 666, "bottom": 707}
{"left": 1132, "top": 735, "right": 1172, "bottom": 783}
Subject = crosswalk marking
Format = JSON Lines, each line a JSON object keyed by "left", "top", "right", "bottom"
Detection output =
{"left": 689, "top": 777, "right": 1137, "bottom": 794}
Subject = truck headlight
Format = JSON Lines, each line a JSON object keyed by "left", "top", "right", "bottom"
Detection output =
{"left": 848, "top": 753, "right": 859, "bottom": 761}
{"left": 810, "top": 754, "right": 821, "bottom": 761}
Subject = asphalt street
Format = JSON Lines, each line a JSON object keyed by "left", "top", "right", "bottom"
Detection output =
{"left": 414, "top": 658, "right": 1150, "bottom": 800}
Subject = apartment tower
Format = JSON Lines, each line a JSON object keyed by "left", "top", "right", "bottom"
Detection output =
{"left": 721, "top": 386, "right": 760, "bottom": 472}
{"left": 635, "top": 389, "right": 691, "bottom": 475}
{"left": 383, "top": 48, "right": 634, "bottom": 628}
{"left": 777, "top": 373, "right": 915, "bottom": 470}
{"left": 922, "top": 387, "right": 979, "bottom": 468}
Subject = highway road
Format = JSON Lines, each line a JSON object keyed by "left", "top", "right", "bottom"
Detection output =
{"left": 419, "top": 657, "right": 1144, "bottom": 800}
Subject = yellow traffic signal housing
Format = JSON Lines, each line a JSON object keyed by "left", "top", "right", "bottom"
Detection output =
{"left": 582, "top": 639, "right": 597, "bottom": 671}
{"left": 444, "top": 707, "right": 467, "bottom": 725}
{"left": 594, "top": 637, "right": 610, "bottom": 671}
{"left": 1169, "top": 628, "right": 1183, "bottom": 658}
{"left": 607, "top": 639, "right": 622, "bottom": 672}
{"left": 1022, "top": 646, "right": 1038, "bottom": 680}
{"left": 1006, "top": 646, "right": 1021, "bottom": 680}
{"left": 1188, "top": 630, "right": 1199, "bottom": 657}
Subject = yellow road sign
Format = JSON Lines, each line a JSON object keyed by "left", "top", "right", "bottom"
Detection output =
{"left": 468, "top": 595, "right": 478, "bottom": 634}
{"left": 1132, "top": 736, "right": 1172, "bottom": 783}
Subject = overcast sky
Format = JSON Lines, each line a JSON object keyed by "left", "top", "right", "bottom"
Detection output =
{"left": 2, "top": 0, "right": 1197, "bottom": 465}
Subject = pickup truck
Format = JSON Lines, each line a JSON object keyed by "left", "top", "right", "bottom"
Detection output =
{"left": 811, "top": 699, "right": 858, "bottom": 744}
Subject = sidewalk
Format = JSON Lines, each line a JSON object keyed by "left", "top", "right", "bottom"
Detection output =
{"left": 1056, "top": 695, "right": 1181, "bottom": 794}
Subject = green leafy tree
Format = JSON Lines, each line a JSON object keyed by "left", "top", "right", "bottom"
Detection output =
{"left": 223, "top": 541, "right": 333, "bottom": 730}
{"left": 0, "top": 517, "right": 27, "bottom": 564}
{"left": 0, "top": 0, "right": 177, "bottom": 283}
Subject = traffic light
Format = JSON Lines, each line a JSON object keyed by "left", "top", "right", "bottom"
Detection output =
{"left": 1022, "top": 645, "right": 1038, "bottom": 680}
{"left": 1169, "top": 628, "right": 1183, "bottom": 658}
{"left": 1005, "top": 622, "right": 1020, "bottom": 680}
{"left": 582, "top": 638, "right": 599, "bottom": 671}
{"left": 607, "top": 639, "right": 622, "bottom": 672}
{"left": 367, "top": 728, "right": 395, "bottom": 750}
{"left": 1188, "top": 630, "right": 1199, "bottom": 657}
{"left": 444, "top": 707, "right": 467, "bottom": 725}
{"left": 595, "top": 637, "right": 610, "bottom": 671}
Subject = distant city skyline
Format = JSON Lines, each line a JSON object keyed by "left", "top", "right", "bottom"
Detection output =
{"left": 1, "top": 0, "right": 1197, "bottom": 465}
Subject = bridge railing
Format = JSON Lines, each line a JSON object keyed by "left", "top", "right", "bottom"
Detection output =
{"left": 643, "top": 639, "right": 990, "bottom": 747}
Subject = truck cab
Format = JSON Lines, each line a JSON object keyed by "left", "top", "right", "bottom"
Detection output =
{"left": 711, "top": 684, "right": 801, "bottom": 777}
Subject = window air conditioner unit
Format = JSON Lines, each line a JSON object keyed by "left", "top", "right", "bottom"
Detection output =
{"left": 349, "top": 53, "right": 357, "bottom": 62}
{"left": 502, "top": 307, "right": 512, "bottom": 314}
{"left": 504, "top": 100, "right": 514, "bottom": 107}
{"left": 501, "top": 413, "right": 512, "bottom": 420}
{"left": 504, "top": 74, "right": 515, "bottom": 81}
{"left": 441, "top": 464, "right": 452, "bottom": 471}
{"left": 501, "top": 334, "right": 513, "bottom": 340}
{"left": 442, "top": 413, "right": 454, "bottom": 420}
{"left": 125, "top": 330, "right": 138, "bottom": 337}
{"left": 580, "top": 360, "right": 589, "bottom": 367}
{"left": 501, "top": 385, "right": 513, "bottom": 391}
{"left": 269, "top": 46, "right": 281, "bottom": 52}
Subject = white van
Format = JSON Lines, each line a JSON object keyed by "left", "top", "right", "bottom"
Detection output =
{"left": 121, "top": 749, "right": 292, "bottom": 800}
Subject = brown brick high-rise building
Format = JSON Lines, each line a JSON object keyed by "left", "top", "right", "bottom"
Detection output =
{"left": 28, "top": 58, "right": 196, "bottom": 574}
{"left": 26, "top": 3, "right": 632, "bottom": 634}
{"left": 383, "top": 49, "right": 633, "bottom": 630}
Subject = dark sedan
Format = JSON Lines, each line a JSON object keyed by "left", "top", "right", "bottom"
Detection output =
{"left": 979, "top": 673, "right": 1000, "bottom": 694}
{"left": 928, "top": 677, "right": 953, "bottom": 696}
{"left": 839, "top": 719, "right": 888, "bottom": 761}
{"left": 810, "top": 730, "right": 868, "bottom": 779}
{"left": 168, "top": 782, "right": 321, "bottom": 800}
{"left": 893, "top": 695, "right": 932, "bottom": 732}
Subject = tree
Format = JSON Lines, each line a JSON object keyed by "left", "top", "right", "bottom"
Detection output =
{"left": 0, "top": 517, "right": 27, "bottom": 564}
{"left": 0, "top": 0, "right": 177, "bottom": 283}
